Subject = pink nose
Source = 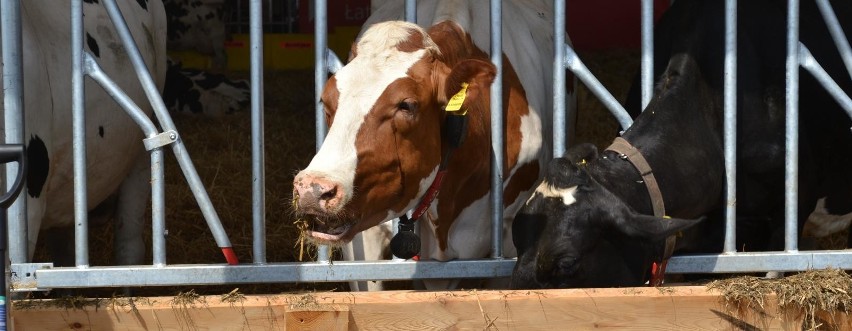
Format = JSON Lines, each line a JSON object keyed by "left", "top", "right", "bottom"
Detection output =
{"left": 293, "top": 173, "right": 345, "bottom": 214}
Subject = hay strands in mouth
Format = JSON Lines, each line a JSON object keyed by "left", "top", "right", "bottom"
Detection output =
{"left": 293, "top": 218, "right": 310, "bottom": 262}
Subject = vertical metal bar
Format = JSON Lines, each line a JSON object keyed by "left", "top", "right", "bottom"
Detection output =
{"left": 150, "top": 149, "right": 166, "bottom": 266}
{"left": 71, "top": 0, "right": 90, "bottom": 268}
{"left": 553, "top": 0, "right": 567, "bottom": 157}
{"left": 1, "top": 0, "right": 27, "bottom": 264}
{"left": 314, "top": 0, "right": 330, "bottom": 263}
{"left": 405, "top": 0, "right": 416, "bottom": 22}
{"left": 399, "top": 0, "right": 417, "bottom": 247}
{"left": 815, "top": 0, "right": 852, "bottom": 79}
{"left": 250, "top": 0, "right": 267, "bottom": 264}
{"left": 784, "top": 0, "right": 800, "bottom": 252}
{"left": 641, "top": 0, "right": 654, "bottom": 110}
{"left": 102, "top": 0, "right": 237, "bottom": 263}
{"left": 489, "top": 0, "right": 504, "bottom": 259}
{"left": 723, "top": 0, "right": 738, "bottom": 254}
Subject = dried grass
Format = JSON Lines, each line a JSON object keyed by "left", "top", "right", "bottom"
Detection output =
{"left": 708, "top": 268, "right": 852, "bottom": 330}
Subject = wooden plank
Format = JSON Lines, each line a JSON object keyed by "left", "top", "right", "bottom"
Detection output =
{"left": 9, "top": 286, "right": 841, "bottom": 330}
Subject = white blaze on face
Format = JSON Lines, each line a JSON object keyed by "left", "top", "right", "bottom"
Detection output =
{"left": 303, "top": 21, "right": 439, "bottom": 203}
{"left": 528, "top": 181, "right": 578, "bottom": 206}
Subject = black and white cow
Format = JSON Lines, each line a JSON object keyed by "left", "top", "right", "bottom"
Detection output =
{"left": 511, "top": 0, "right": 852, "bottom": 289}
{"left": 4, "top": 1, "right": 167, "bottom": 266}
{"left": 163, "top": 0, "right": 228, "bottom": 71}
{"left": 163, "top": 58, "right": 249, "bottom": 116}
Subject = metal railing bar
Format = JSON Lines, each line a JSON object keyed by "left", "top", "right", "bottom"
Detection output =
{"left": 723, "top": 0, "right": 738, "bottom": 254}
{"left": 2, "top": 0, "right": 28, "bottom": 265}
{"left": 815, "top": 0, "right": 852, "bottom": 80}
{"left": 102, "top": 0, "right": 237, "bottom": 263}
{"left": 72, "top": 0, "right": 90, "bottom": 268}
{"left": 405, "top": 0, "right": 416, "bottom": 23}
{"left": 250, "top": 0, "right": 267, "bottom": 264}
{"left": 489, "top": 0, "right": 504, "bottom": 259}
{"left": 784, "top": 0, "right": 800, "bottom": 253}
{"left": 641, "top": 0, "right": 654, "bottom": 111}
{"left": 313, "top": 0, "right": 331, "bottom": 263}
{"left": 553, "top": 0, "right": 568, "bottom": 157}
{"left": 83, "top": 53, "right": 168, "bottom": 266}
{"left": 798, "top": 44, "right": 852, "bottom": 120}
{"left": 563, "top": 45, "right": 633, "bottom": 131}
{"left": 26, "top": 259, "right": 516, "bottom": 289}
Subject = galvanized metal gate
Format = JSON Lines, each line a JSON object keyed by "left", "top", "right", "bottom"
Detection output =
{"left": 1, "top": 0, "right": 851, "bottom": 292}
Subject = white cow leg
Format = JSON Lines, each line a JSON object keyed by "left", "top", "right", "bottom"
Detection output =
{"left": 113, "top": 155, "right": 150, "bottom": 266}
{"left": 344, "top": 222, "right": 392, "bottom": 291}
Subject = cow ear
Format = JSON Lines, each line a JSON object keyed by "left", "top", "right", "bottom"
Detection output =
{"left": 611, "top": 211, "right": 704, "bottom": 242}
{"left": 564, "top": 143, "right": 599, "bottom": 166}
{"left": 442, "top": 59, "right": 497, "bottom": 110}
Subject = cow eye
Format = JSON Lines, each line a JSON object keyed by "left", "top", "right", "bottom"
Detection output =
{"left": 397, "top": 99, "right": 418, "bottom": 113}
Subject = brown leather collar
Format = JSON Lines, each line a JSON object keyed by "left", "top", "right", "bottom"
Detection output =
{"left": 605, "top": 137, "right": 666, "bottom": 218}
{"left": 605, "top": 137, "right": 675, "bottom": 286}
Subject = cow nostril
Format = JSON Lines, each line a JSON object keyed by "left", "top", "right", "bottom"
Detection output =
{"left": 320, "top": 186, "right": 338, "bottom": 202}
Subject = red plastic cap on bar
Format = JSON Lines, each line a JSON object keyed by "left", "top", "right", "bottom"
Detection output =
{"left": 222, "top": 247, "right": 239, "bottom": 265}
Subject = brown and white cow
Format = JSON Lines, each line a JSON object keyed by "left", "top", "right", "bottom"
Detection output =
{"left": 293, "top": 0, "right": 570, "bottom": 288}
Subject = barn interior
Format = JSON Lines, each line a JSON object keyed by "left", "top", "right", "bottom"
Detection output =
{"left": 26, "top": 0, "right": 846, "bottom": 301}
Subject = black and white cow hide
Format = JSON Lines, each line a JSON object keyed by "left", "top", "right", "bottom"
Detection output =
{"left": 511, "top": 0, "right": 852, "bottom": 289}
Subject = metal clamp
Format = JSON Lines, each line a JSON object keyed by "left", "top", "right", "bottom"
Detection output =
{"left": 143, "top": 130, "right": 179, "bottom": 151}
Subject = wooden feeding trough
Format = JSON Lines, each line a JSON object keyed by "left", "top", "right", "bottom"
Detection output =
{"left": 10, "top": 283, "right": 851, "bottom": 330}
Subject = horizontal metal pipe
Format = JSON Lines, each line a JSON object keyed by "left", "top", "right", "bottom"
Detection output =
{"left": 22, "top": 259, "right": 516, "bottom": 289}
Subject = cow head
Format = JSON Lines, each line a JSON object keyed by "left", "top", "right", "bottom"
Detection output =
{"left": 292, "top": 21, "right": 496, "bottom": 246}
{"left": 510, "top": 144, "right": 702, "bottom": 289}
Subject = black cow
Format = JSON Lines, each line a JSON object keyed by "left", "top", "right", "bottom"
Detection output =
{"left": 511, "top": 0, "right": 852, "bottom": 289}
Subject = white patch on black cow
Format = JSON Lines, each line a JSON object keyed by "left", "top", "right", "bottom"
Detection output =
{"left": 529, "top": 181, "right": 577, "bottom": 206}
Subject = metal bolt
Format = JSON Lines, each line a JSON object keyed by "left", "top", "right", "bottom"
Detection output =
{"left": 169, "top": 132, "right": 177, "bottom": 140}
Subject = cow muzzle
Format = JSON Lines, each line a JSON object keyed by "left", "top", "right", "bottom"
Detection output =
{"left": 292, "top": 172, "right": 346, "bottom": 216}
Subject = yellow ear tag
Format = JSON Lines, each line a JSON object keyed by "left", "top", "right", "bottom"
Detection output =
{"left": 445, "top": 82, "right": 469, "bottom": 115}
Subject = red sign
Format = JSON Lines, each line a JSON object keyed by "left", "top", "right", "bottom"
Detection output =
{"left": 280, "top": 41, "right": 313, "bottom": 49}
